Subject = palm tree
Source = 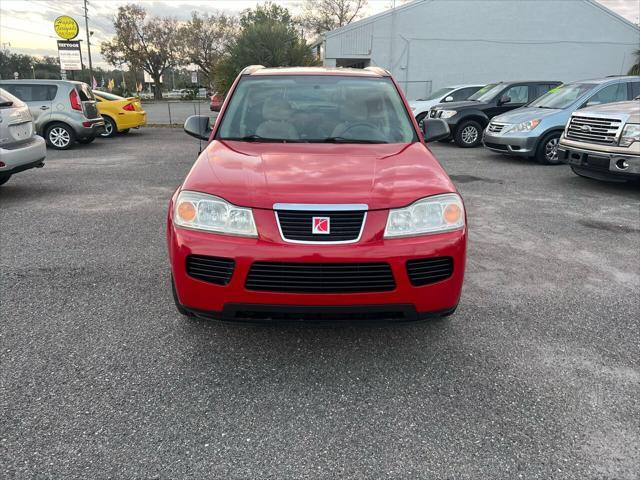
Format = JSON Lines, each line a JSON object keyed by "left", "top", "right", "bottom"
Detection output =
{"left": 629, "top": 49, "right": 640, "bottom": 75}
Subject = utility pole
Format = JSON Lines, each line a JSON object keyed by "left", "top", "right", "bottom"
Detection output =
{"left": 83, "top": 0, "right": 93, "bottom": 83}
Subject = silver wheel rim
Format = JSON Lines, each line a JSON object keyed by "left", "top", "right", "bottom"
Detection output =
{"left": 101, "top": 121, "right": 113, "bottom": 137}
{"left": 461, "top": 125, "right": 478, "bottom": 144}
{"left": 49, "top": 127, "right": 70, "bottom": 147}
{"left": 545, "top": 137, "right": 559, "bottom": 161}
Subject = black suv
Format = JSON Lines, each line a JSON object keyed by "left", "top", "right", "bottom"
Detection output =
{"left": 429, "top": 81, "right": 561, "bottom": 147}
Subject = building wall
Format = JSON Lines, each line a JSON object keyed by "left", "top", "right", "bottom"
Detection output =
{"left": 324, "top": 0, "right": 640, "bottom": 99}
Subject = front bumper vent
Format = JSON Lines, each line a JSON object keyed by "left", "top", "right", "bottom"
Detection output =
{"left": 406, "top": 257, "right": 453, "bottom": 286}
{"left": 186, "top": 255, "right": 235, "bottom": 285}
{"left": 245, "top": 261, "right": 395, "bottom": 293}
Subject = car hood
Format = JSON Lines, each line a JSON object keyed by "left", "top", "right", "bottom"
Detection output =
{"left": 493, "top": 106, "right": 562, "bottom": 124}
{"left": 181, "top": 140, "right": 456, "bottom": 210}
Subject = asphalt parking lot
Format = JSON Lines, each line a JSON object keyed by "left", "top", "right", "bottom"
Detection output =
{"left": 1, "top": 128, "right": 639, "bottom": 479}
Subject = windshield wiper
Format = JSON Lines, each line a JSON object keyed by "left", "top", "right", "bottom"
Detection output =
{"left": 312, "top": 137, "right": 387, "bottom": 144}
{"left": 220, "top": 135, "right": 305, "bottom": 143}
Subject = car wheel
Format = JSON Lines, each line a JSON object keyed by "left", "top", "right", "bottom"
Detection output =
{"left": 46, "top": 123, "right": 75, "bottom": 150}
{"left": 0, "top": 174, "right": 11, "bottom": 186}
{"left": 454, "top": 120, "right": 482, "bottom": 147}
{"left": 535, "top": 132, "right": 562, "bottom": 165}
{"left": 77, "top": 136, "right": 96, "bottom": 144}
{"left": 100, "top": 116, "right": 117, "bottom": 138}
{"left": 171, "top": 276, "right": 194, "bottom": 317}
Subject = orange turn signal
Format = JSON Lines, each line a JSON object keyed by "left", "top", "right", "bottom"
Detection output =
{"left": 443, "top": 204, "right": 461, "bottom": 224}
{"left": 177, "top": 201, "right": 196, "bottom": 222}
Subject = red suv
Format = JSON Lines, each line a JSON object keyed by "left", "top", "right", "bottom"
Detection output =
{"left": 168, "top": 66, "right": 466, "bottom": 322}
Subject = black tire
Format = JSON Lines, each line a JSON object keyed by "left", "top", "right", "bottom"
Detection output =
{"left": 171, "top": 276, "right": 194, "bottom": 317}
{"left": 100, "top": 116, "right": 117, "bottom": 138}
{"left": 45, "top": 122, "right": 75, "bottom": 150}
{"left": 120, "top": 128, "right": 130, "bottom": 135}
{"left": 454, "top": 120, "right": 482, "bottom": 147}
{"left": 535, "top": 132, "right": 562, "bottom": 165}
{"left": 77, "top": 136, "right": 96, "bottom": 144}
{"left": 0, "top": 174, "right": 11, "bottom": 186}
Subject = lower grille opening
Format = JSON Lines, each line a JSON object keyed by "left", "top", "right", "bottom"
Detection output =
{"left": 484, "top": 142, "right": 509, "bottom": 151}
{"left": 406, "top": 257, "right": 453, "bottom": 286}
{"left": 232, "top": 309, "right": 407, "bottom": 322}
{"left": 186, "top": 255, "right": 235, "bottom": 285}
{"left": 245, "top": 261, "right": 396, "bottom": 293}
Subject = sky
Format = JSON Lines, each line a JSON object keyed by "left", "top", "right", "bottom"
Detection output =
{"left": 0, "top": 0, "right": 638, "bottom": 69}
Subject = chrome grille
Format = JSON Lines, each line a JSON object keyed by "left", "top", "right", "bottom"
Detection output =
{"left": 487, "top": 122, "right": 506, "bottom": 134}
{"left": 274, "top": 204, "right": 367, "bottom": 244}
{"left": 566, "top": 115, "right": 622, "bottom": 144}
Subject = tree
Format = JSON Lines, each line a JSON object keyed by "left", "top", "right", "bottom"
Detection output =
{"left": 178, "top": 12, "right": 238, "bottom": 87}
{"left": 629, "top": 49, "right": 640, "bottom": 76}
{"left": 214, "top": 3, "right": 319, "bottom": 93}
{"left": 299, "top": 0, "right": 368, "bottom": 35}
{"left": 101, "top": 4, "right": 179, "bottom": 99}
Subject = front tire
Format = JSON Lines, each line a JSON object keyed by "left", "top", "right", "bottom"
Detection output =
{"left": 535, "top": 132, "right": 562, "bottom": 165}
{"left": 454, "top": 120, "right": 482, "bottom": 147}
{"left": 0, "top": 174, "right": 11, "bottom": 186}
{"left": 100, "top": 116, "right": 117, "bottom": 138}
{"left": 45, "top": 123, "right": 75, "bottom": 150}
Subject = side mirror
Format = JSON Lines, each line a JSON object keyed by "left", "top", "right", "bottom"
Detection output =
{"left": 422, "top": 118, "right": 450, "bottom": 143}
{"left": 184, "top": 115, "right": 211, "bottom": 140}
{"left": 498, "top": 95, "right": 511, "bottom": 106}
{"left": 444, "top": 95, "right": 454, "bottom": 102}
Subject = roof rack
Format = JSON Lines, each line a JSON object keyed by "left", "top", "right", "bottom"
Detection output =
{"left": 241, "top": 65, "right": 265, "bottom": 75}
{"left": 364, "top": 66, "right": 391, "bottom": 76}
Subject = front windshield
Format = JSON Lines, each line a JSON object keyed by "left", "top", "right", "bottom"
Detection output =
{"left": 216, "top": 75, "right": 417, "bottom": 144}
{"left": 418, "top": 87, "right": 454, "bottom": 101}
{"left": 529, "top": 83, "right": 595, "bottom": 109}
{"left": 468, "top": 83, "right": 502, "bottom": 102}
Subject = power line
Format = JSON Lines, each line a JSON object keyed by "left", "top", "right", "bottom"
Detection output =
{"left": 0, "top": 24, "right": 59, "bottom": 40}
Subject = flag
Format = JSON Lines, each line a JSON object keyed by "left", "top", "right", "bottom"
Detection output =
{"left": 92, "top": 76, "right": 97, "bottom": 89}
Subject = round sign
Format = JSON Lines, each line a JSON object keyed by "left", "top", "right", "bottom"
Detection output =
{"left": 54, "top": 16, "right": 79, "bottom": 40}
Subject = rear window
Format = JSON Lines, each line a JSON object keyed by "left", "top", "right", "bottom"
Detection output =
{"left": 0, "top": 88, "right": 24, "bottom": 108}
{"left": 2, "top": 84, "right": 57, "bottom": 102}
{"left": 77, "top": 83, "right": 95, "bottom": 101}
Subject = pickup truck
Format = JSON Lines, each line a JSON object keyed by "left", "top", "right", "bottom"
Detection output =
{"left": 558, "top": 99, "right": 640, "bottom": 182}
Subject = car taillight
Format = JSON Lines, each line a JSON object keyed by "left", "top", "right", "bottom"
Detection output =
{"left": 69, "top": 89, "right": 82, "bottom": 111}
{"left": 122, "top": 103, "right": 135, "bottom": 111}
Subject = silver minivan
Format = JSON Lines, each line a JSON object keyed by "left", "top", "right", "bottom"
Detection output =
{"left": 0, "top": 88, "right": 46, "bottom": 186}
{"left": 0, "top": 80, "right": 105, "bottom": 150}
{"left": 482, "top": 76, "right": 640, "bottom": 164}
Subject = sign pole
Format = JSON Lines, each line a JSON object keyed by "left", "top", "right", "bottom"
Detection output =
{"left": 83, "top": 0, "right": 93, "bottom": 82}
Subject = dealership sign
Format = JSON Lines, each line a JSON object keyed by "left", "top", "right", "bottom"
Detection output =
{"left": 54, "top": 16, "right": 79, "bottom": 40}
{"left": 57, "top": 41, "right": 82, "bottom": 71}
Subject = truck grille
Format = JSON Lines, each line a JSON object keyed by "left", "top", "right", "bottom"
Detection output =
{"left": 245, "top": 262, "right": 395, "bottom": 293}
{"left": 276, "top": 210, "right": 366, "bottom": 243}
{"left": 487, "top": 122, "right": 506, "bottom": 134}
{"left": 566, "top": 115, "right": 622, "bottom": 144}
{"left": 186, "top": 255, "right": 235, "bottom": 285}
{"left": 406, "top": 257, "right": 454, "bottom": 286}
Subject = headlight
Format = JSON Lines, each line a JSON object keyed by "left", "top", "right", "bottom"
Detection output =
{"left": 504, "top": 119, "right": 540, "bottom": 133}
{"left": 619, "top": 123, "right": 640, "bottom": 147}
{"left": 384, "top": 193, "right": 465, "bottom": 238}
{"left": 439, "top": 110, "right": 457, "bottom": 119}
{"left": 174, "top": 190, "right": 257, "bottom": 237}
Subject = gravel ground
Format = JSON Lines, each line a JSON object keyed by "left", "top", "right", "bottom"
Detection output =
{"left": 1, "top": 128, "right": 639, "bottom": 479}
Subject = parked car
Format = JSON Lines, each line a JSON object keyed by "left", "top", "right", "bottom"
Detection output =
{"left": 409, "top": 84, "right": 484, "bottom": 127}
{"left": 209, "top": 92, "right": 224, "bottom": 112}
{"left": 429, "top": 81, "right": 561, "bottom": 147}
{"left": 0, "top": 88, "right": 46, "bottom": 186}
{"left": 483, "top": 76, "right": 640, "bottom": 164}
{"left": 169, "top": 66, "right": 466, "bottom": 322}
{"left": 93, "top": 90, "right": 147, "bottom": 138}
{"left": 558, "top": 98, "right": 640, "bottom": 181}
{"left": 0, "top": 80, "right": 105, "bottom": 150}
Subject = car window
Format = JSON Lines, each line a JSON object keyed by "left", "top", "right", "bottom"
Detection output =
{"left": 502, "top": 85, "right": 528, "bottom": 104}
{"left": 0, "top": 88, "right": 24, "bottom": 108}
{"left": 468, "top": 83, "right": 501, "bottom": 102}
{"left": 1, "top": 84, "right": 57, "bottom": 102}
{"left": 529, "top": 83, "right": 595, "bottom": 109}
{"left": 588, "top": 83, "right": 627, "bottom": 106}
{"left": 418, "top": 87, "right": 454, "bottom": 101}
{"left": 77, "top": 84, "right": 95, "bottom": 101}
{"left": 217, "top": 75, "right": 417, "bottom": 144}
{"left": 450, "top": 86, "right": 481, "bottom": 101}
{"left": 628, "top": 81, "right": 640, "bottom": 100}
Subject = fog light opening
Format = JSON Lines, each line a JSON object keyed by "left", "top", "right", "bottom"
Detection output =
{"left": 615, "top": 158, "right": 629, "bottom": 170}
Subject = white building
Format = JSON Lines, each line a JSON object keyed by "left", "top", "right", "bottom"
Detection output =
{"left": 322, "top": 0, "right": 640, "bottom": 99}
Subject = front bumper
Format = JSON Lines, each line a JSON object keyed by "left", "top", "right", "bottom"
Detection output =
{"left": 482, "top": 130, "right": 538, "bottom": 156}
{"left": 0, "top": 136, "right": 46, "bottom": 173}
{"left": 168, "top": 207, "right": 466, "bottom": 320}
{"left": 558, "top": 143, "right": 640, "bottom": 178}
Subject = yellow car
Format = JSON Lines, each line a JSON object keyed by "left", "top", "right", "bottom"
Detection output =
{"left": 93, "top": 90, "right": 146, "bottom": 138}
